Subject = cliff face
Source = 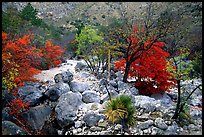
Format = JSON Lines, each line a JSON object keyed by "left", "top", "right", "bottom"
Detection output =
{"left": 2, "top": 2, "right": 148, "bottom": 27}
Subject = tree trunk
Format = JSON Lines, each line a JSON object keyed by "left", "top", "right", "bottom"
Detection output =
{"left": 172, "top": 79, "right": 181, "bottom": 120}
{"left": 104, "top": 79, "right": 111, "bottom": 101}
{"left": 178, "top": 84, "right": 201, "bottom": 114}
{"left": 123, "top": 61, "right": 131, "bottom": 82}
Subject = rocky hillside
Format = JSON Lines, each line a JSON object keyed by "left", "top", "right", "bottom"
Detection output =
{"left": 2, "top": 2, "right": 151, "bottom": 27}
{"left": 2, "top": 59, "right": 202, "bottom": 135}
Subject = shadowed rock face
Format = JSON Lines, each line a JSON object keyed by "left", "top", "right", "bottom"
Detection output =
{"left": 21, "top": 104, "right": 52, "bottom": 131}
{"left": 54, "top": 70, "right": 73, "bottom": 83}
{"left": 44, "top": 82, "right": 70, "bottom": 101}
{"left": 2, "top": 121, "right": 29, "bottom": 135}
{"left": 18, "top": 85, "right": 44, "bottom": 107}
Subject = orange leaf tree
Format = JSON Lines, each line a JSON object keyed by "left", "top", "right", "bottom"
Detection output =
{"left": 2, "top": 32, "right": 43, "bottom": 91}
{"left": 2, "top": 31, "right": 64, "bottom": 135}
{"left": 40, "top": 40, "right": 64, "bottom": 69}
{"left": 2, "top": 32, "right": 64, "bottom": 91}
{"left": 114, "top": 27, "right": 176, "bottom": 95}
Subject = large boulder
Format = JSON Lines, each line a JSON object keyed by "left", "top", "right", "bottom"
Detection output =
{"left": 164, "top": 121, "right": 178, "bottom": 135}
{"left": 137, "top": 120, "right": 154, "bottom": 130}
{"left": 21, "top": 104, "right": 52, "bottom": 131}
{"left": 55, "top": 92, "right": 82, "bottom": 128}
{"left": 18, "top": 85, "right": 44, "bottom": 106}
{"left": 54, "top": 70, "right": 73, "bottom": 83}
{"left": 44, "top": 82, "right": 70, "bottom": 101}
{"left": 2, "top": 121, "right": 29, "bottom": 135}
{"left": 154, "top": 118, "right": 168, "bottom": 130}
{"left": 2, "top": 90, "right": 15, "bottom": 108}
{"left": 101, "top": 90, "right": 119, "bottom": 103}
{"left": 134, "top": 95, "right": 157, "bottom": 112}
{"left": 2, "top": 107, "right": 15, "bottom": 121}
{"left": 83, "top": 112, "right": 103, "bottom": 127}
{"left": 75, "top": 61, "right": 87, "bottom": 72}
{"left": 130, "top": 87, "right": 139, "bottom": 96}
{"left": 82, "top": 90, "right": 100, "bottom": 103}
{"left": 115, "top": 71, "right": 123, "bottom": 81}
{"left": 151, "top": 92, "right": 173, "bottom": 107}
{"left": 69, "top": 81, "right": 90, "bottom": 93}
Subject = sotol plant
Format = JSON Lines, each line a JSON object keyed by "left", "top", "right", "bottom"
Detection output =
{"left": 104, "top": 95, "right": 136, "bottom": 132}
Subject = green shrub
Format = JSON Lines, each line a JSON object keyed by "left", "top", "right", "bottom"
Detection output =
{"left": 20, "top": 3, "right": 44, "bottom": 27}
{"left": 2, "top": 6, "right": 23, "bottom": 34}
{"left": 104, "top": 95, "right": 136, "bottom": 128}
{"left": 192, "top": 51, "right": 202, "bottom": 78}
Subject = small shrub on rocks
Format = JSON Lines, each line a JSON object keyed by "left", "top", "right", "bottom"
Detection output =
{"left": 104, "top": 95, "right": 136, "bottom": 131}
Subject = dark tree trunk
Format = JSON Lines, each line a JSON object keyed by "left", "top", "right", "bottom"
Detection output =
{"left": 123, "top": 61, "right": 131, "bottom": 83}
{"left": 104, "top": 79, "right": 111, "bottom": 101}
{"left": 172, "top": 79, "right": 181, "bottom": 120}
{"left": 178, "top": 84, "right": 201, "bottom": 115}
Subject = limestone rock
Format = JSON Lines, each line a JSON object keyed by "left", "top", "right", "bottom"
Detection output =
{"left": 69, "top": 81, "right": 90, "bottom": 93}
{"left": 154, "top": 118, "right": 168, "bottom": 130}
{"left": 54, "top": 70, "right": 73, "bottom": 83}
{"left": 21, "top": 104, "right": 52, "bottom": 131}
{"left": 82, "top": 90, "right": 100, "bottom": 103}
{"left": 2, "top": 121, "right": 28, "bottom": 135}
{"left": 55, "top": 92, "right": 82, "bottom": 128}
{"left": 44, "top": 82, "right": 70, "bottom": 101}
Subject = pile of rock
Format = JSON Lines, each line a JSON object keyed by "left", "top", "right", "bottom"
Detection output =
{"left": 2, "top": 60, "right": 202, "bottom": 135}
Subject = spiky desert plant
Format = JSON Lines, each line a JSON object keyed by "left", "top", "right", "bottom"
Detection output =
{"left": 104, "top": 95, "right": 136, "bottom": 128}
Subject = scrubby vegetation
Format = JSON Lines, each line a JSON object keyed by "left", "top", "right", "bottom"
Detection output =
{"left": 104, "top": 95, "right": 136, "bottom": 133}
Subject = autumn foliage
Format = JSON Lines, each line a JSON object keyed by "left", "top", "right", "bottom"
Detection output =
{"left": 2, "top": 32, "right": 41, "bottom": 91}
{"left": 114, "top": 27, "right": 176, "bottom": 95}
{"left": 7, "top": 98, "right": 30, "bottom": 118}
{"left": 2, "top": 31, "right": 64, "bottom": 92}
{"left": 40, "top": 40, "right": 64, "bottom": 69}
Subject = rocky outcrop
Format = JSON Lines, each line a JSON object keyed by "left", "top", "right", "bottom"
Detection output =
{"left": 54, "top": 70, "right": 73, "bottom": 83}
{"left": 55, "top": 92, "right": 83, "bottom": 128}
{"left": 44, "top": 82, "right": 70, "bottom": 101}
{"left": 3, "top": 57, "right": 202, "bottom": 135}
{"left": 21, "top": 104, "right": 52, "bottom": 131}
{"left": 75, "top": 61, "right": 87, "bottom": 72}
{"left": 83, "top": 112, "right": 103, "bottom": 127}
{"left": 2, "top": 121, "right": 29, "bottom": 135}
{"left": 82, "top": 90, "right": 100, "bottom": 103}
{"left": 18, "top": 85, "right": 44, "bottom": 106}
{"left": 69, "top": 81, "right": 90, "bottom": 93}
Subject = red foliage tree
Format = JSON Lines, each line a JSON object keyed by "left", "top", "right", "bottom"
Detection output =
{"left": 2, "top": 32, "right": 64, "bottom": 135}
{"left": 2, "top": 32, "right": 43, "bottom": 91}
{"left": 8, "top": 98, "right": 30, "bottom": 118}
{"left": 2, "top": 32, "right": 65, "bottom": 90}
{"left": 40, "top": 40, "right": 64, "bottom": 69}
{"left": 114, "top": 28, "right": 176, "bottom": 95}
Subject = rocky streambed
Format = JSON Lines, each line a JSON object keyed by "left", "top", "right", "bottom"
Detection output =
{"left": 2, "top": 59, "right": 202, "bottom": 135}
